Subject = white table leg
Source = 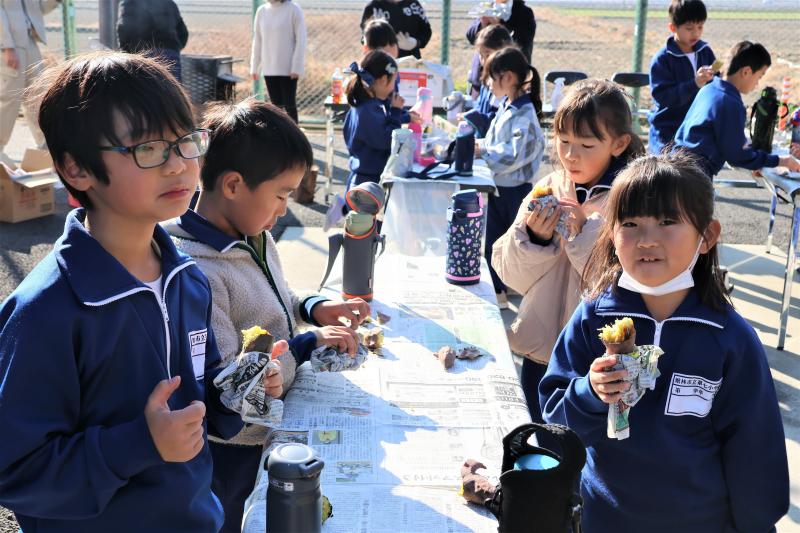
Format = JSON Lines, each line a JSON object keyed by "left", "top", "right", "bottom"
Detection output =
{"left": 778, "top": 203, "right": 800, "bottom": 349}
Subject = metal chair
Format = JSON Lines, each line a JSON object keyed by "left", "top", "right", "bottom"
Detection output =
{"left": 541, "top": 71, "right": 588, "bottom": 118}
{"left": 612, "top": 72, "right": 650, "bottom": 133}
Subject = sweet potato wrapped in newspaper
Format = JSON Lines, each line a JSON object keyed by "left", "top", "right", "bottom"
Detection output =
{"left": 597, "top": 317, "right": 664, "bottom": 440}
{"left": 527, "top": 185, "right": 570, "bottom": 241}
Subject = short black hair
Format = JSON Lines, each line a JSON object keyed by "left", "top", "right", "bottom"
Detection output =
{"left": 35, "top": 51, "right": 195, "bottom": 209}
{"left": 200, "top": 99, "right": 312, "bottom": 192}
{"left": 668, "top": 0, "right": 707, "bottom": 26}
{"left": 475, "top": 24, "right": 512, "bottom": 51}
{"left": 726, "top": 41, "right": 771, "bottom": 77}
{"left": 363, "top": 18, "right": 397, "bottom": 50}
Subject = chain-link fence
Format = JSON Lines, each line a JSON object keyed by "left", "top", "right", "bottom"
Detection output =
{"left": 43, "top": 1, "right": 799, "bottom": 122}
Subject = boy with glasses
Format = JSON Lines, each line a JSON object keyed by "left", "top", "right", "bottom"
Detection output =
{"left": 0, "top": 52, "right": 252, "bottom": 532}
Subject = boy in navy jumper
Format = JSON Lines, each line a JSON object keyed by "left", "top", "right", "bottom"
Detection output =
{"left": 648, "top": 0, "right": 715, "bottom": 155}
{"left": 0, "top": 52, "right": 250, "bottom": 532}
{"left": 674, "top": 41, "right": 800, "bottom": 176}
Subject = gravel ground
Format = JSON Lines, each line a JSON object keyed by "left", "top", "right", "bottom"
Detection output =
{"left": 0, "top": 130, "right": 795, "bottom": 531}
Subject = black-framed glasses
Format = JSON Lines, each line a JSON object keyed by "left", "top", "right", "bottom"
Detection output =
{"left": 98, "top": 129, "right": 210, "bottom": 169}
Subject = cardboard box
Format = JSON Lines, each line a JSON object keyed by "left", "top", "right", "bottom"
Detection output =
{"left": 0, "top": 149, "right": 60, "bottom": 223}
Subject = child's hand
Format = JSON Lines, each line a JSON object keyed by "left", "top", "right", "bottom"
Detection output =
{"left": 695, "top": 66, "right": 714, "bottom": 88}
{"left": 474, "top": 139, "right": 481, "bottom": 157}
{"left": 409, "top": 110, "right": 422, "bottom": 124}
{"left": 589, "top": 355, "right": 630, "bottom": 404}
{"left": 312, "top": 298, "right": 371, "bottom": 328}
{"left": 559, "top": 198, "right": 587, "bottom": 238}
{"left": 145, "top": 376, "right": 206, "bottom": 462}
{"left": 779, "top": 155, "right": 800, "bottom": 172}
{"left": 315, "top": 325, "right": 360, "bottom": 357}
{"left": 526, "top": 203, "right": 561, "bottom": 241}
{"left": 391, "top": 93, "right": 405, "bottom": 109}
{"left": 480, "top": 16, "right": 501, "bottom": 27}
{"left": 290, "top": 73, "right": 299, "bottom": 80}
{"left": 262, "top": 339, "right": 288, "bottom": 398}
{"left": 790, "top": 143, "right": 800, "bottom": 159}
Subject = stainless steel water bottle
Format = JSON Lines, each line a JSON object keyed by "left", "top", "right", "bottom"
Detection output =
{"left": 454, "top": 121, "right": 475, "bottom": 177}
{"left": 319, "top": 182, "right": 386, "bottom": 301}
{"left": 266, "top": 443, "right": 325, "bottom": 533}
{"left": 446, "top": 189, "right": 483, "bottom": 285}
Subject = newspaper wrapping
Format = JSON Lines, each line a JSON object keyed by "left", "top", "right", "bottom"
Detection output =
{"left": 213, "top": 351, "right": 284, "bottom": 427}
{"left": 528, "top": 195, "right": 571, "bottom": 241}
{"left": 606, "top": 345, "right": 664, "bottom": 440}
{"left": 310, "top": 344, "right": 369, "bottom": 372}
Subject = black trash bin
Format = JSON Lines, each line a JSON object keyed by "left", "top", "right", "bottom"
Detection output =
{"left": 181, "top": 54, "right": 244, "bottom": 106}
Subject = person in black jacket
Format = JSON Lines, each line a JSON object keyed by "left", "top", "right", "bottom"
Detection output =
{"left": 465, "top": 0, "right": 535, "bottom": 95}
{"left": 117, "top": 0, "right": 188, "bottom": 81}
{"left": 360, "top": 0, "right": 431, "bottom": 59}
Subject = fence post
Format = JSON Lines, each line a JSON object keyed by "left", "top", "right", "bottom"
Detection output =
{"left": 630, "top": 0, "right": 648, "bottom": 107}
{"left": 61, "top": 0, "right": 76, "bottom": 59}
{"left": 99, "top": 0, "right": 120, "bottom": 50}
{"left": 440, "top": 0, "right": 451, "bottom": 65}
{"left": 252, "top": 0, "right": 264, "bottom": 99}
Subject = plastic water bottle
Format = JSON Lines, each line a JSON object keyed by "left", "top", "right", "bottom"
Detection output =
{"left": 331, "top": 68, "right": 344, "bottom": 104}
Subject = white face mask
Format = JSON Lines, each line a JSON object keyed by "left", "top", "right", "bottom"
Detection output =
{"left": 617, "top": 238, "right": 704, "bottom": 296}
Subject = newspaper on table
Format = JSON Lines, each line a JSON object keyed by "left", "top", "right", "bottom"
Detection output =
{"left": 213, "top": 350, "right": 284, "bottom": 427}
{"left": 310, "top": 344, "right": 369, "bottom": 372}
{"left": 241, "top": 254, "right": 533, "bottom": 533}
{"left": 606, "top": 345, "right": 664, "bottom": 440}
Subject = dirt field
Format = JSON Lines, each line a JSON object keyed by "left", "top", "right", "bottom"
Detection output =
{"left": 179, "top": 5, "right": 800, "bottom": 117}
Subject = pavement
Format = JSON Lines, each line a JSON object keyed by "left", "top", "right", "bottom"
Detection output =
{"left": 1, "top": 119, "right": 800, "bottom": 531}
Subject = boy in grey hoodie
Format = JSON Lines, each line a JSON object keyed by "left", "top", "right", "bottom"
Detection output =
{"left": 165, "top": 100, "right": 369, "bottom": 532}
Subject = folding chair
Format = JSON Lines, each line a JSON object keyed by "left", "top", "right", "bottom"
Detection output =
{"left": 541, "top": 71, "right": 588, "bottom": 118}
{"left": 612, "top": 72, "right": 650, "bottom": 133}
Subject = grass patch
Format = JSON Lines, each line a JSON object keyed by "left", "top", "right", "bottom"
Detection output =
{"left": 553, "top": 8, "right": 800, "bottom": 20}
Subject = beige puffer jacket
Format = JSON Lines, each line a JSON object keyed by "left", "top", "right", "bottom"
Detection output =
{"left": 491, "top": 169, "right": 609, "bottom": 364}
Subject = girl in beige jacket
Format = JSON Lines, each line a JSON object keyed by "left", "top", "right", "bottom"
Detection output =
{"left": 492, "top": 79, "right": 644, "bottom": 421}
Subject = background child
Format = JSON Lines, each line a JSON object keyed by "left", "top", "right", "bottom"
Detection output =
{"left": 362, "top": 19, "right": 418, "bottom": 125}
{"left": 362, "top": 17, "right": 399, "bottom": 57}
{"left": 462, "top": 24, "right": 513, "bottom": 138}
{"left": 492, "top": 79, "right": 643, "bottom": 421}
{"left": 476, "top": 46, "right": 545, "bottom": 310}
{"left": 250, "top": 0, "right": 307, "bottom": 123}
{"left": 675, "top": 41, "right": 800, "bottom": 175}
{"left": 0, "top": 52, "right": 243, "bottom": 531}
{"left": 648, "top": 0, "right": 715, "bottom": 154}
{"left": 540, "top": 153, "right": 789, "bottom": 532}
{"left": 325, "top": 50, "right": 403, "bottom": 230}
{"left": 166, "top": 99, "right": 368, "bottom": 532}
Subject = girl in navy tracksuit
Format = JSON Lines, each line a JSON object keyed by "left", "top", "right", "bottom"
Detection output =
{"left": 342, "top": 50, "right": 403, "bottom": 193}
{"left": 540, "top": 153, "right": 789, "bottom": 532}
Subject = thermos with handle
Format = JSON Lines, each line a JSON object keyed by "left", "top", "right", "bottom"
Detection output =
{"left": 319, "top": 182, "right": 386, "bottom": 301}
{"left": 266, "top": 443, "right": 325, "bottom": 533}
{"left": 446, "top": 189, "right": 484, "bottom": 285}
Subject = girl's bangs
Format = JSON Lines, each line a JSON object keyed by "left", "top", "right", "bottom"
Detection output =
{"left": 554, "top": 98, "right": 605, "bottom": 141}
{"left": 614, "top": 166, "right": 688, "bottom": 223}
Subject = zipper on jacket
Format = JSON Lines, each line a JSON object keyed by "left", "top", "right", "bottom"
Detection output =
{"left": 235, "top": 237, "right": 295, "bottom": 338}
{"left": 82, "top": 260, "right": 196, "bottom": 381}
{"left": 598, "top": 311, "right": 723, "bottom": 347}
